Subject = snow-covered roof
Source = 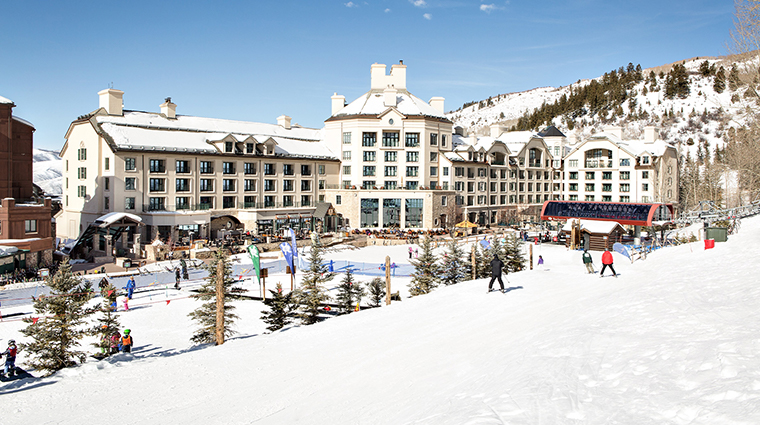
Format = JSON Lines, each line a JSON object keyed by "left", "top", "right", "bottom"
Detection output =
{"left": 0, "top": 245, "right": 19, "bottom": 256}
{"left": 588, "top": 131, "right": 671, "bottom": 157}
{"left": 12, "top": 115, "right": 35, "bottom": 129}
{"left": 94, "top": 212, "right": 143, "bottom": 227}
{"left": 93, "top": 111, "right": 335, "bottom": 159}
{"left": 331, "top": 90, "right": 448, "bottom": 119}
{"left": 0, "top": 95, "right": 13, "bottom": 104}
{"left": 561, "top": 219, "right": 623, "bottom": 234}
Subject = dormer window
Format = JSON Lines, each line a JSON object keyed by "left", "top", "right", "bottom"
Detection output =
{"left": 225, "top": 141, "right": 233, "bottom": 153}
{"left": 641, "top": 156, "right": 650, "bottom": 165}
{"left": 246, "top": 143, "right": 254, "bottom": 154}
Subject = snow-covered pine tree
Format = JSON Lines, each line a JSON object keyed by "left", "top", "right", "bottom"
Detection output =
{"left": 261, "top": 283, "right": 294, "bottom": 332}
{"left": 296, "top": 244, "right": 334, "bottom": 325}
{"left": 188, "top": 249, "right": 246, "bottom": 344}
{"left": 367, "top": 277, "right": 386, "bottom": 307}
{"left": 20, "top": 262, "right": 94, "bottom": 375}
{"left": 504, "top": 234, "right": 527, "bottom": 273}
{"left": 408, "top": 236, "right": 439, "bottom": 296}
{"left": 475, "top": 242, "right": 491, "bottom": 279}
{"left": 335, "top": 267, "right": 365, "bottom": 314}
{"left": 91, "top": 281, "right": 121, "bottom": 356}
{"left": 440, "top": 240, "right": 467, "bottom": 286}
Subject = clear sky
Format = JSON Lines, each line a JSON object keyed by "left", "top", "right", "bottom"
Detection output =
{"left": 2, "top": 0, "right": 735, "bottom": 151}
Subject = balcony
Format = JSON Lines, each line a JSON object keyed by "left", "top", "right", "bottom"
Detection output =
{"left": 584, "top": 160, "right": 613, "bottom": 168}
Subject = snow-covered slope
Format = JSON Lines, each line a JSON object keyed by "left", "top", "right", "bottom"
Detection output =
{"left": 33, "top": 148, "right": 62, "bottom": 196}
{"left": 2, "top": 217, "right": 760, "bottom": 424}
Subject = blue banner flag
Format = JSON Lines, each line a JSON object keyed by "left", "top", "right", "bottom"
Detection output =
{"left": 280, "top": 241, "right": 295, "bottom": 274}
{"left": 613, "top": 242, "right": 631, "bottom": 260}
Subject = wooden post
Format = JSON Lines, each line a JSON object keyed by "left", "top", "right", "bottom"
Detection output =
{"left": 529, "top": 243, "right": 533, "bottom": 270}
{"left": 471, "top": 246, "right": 476, "bottom": 280}
{"left": 215, "top": 256, "right": 225, "bottom": 346}
{"left": 385, "top": 256, "right": 391, "bottom": 306}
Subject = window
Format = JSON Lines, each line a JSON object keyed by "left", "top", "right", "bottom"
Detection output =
{"left": 149, "top": 159, "right": 165, "bottom": 173}
{"left": 176, "top": 160, "right": 190, "bottom": 173}
{"left": 443, "top": 167, "right": 449, "bottom": 176}
{"left": 430, "top": 133, "right": 438, "bottom": 146}
{"left": 602, "top": 183, "right": 612, "bottom": 192}
{"left": 620, "top": 196, "right": 630, "bottom": 202}
{"left": 225, "top": 141, "right": 233, "bottom": 153}
{"left": 405, "top": 133, "right": 419, "bottom": 147}
{"left": 148, "top": 197, "right": 165, "bottom": 211}
{"left": 620, "top": 171, "right": 630, "bottom": 180}
{"left": 642, "top": 171, "right": 649, "bottom": 179}
{"left": 301, "top": 165, "right": 311, "bottom": 176}
{"left": 384, "top": 181, "right": 397, "bottom": 189}
{"left": 405, "top": 181, "right": 418, "bottom": 190}
{"left": 319, "top": 164, "right": 325, "bottom": 175}
{"left": 385, "top": 151, "right": 397, "bottom": 162}
{"left": 223, "top": 179, "right": 236, "bottom": 192}
{"left": 245, "top": 179, "right": 256, "bottom": 191}
{"left": 384, "top": 166, "right": 397, "bottom": 177}
{"left": 343, "top": 165, "right": 351, "bottom": 175}
{"left": 200, "top": 196, "right": 214, "bottom": 209}
{"left": 283, "top": 164, "right": 294, "bottom": 175}
{"left": 430, "top": 166, "right": 438, "bottom": 177}
{"left": 176, "top": 197, "right": 190, "bottom": 210}
{"left": 406, "top": 166, "right": 419, "bottom": 177}
{"left": 25, "top": 219, "right": 37, "bottom": 233}
{"left": 568, "top": 159, "right": 578, "bottom": 168}
{"left": 200, "top": 161, "right": 214, "bottom": 174}
{"left": 441, "top": 195, "right": 447, "bottom": 206}
{"left": 569, "top": 183, "right": 578, "bottom": 191}
{"left": 430, "top": 152, "right": 438, "bottom": 162}
{"left": 454, "top": 167, "right": 464, "bottom": 177}
{"left": 264, "top": 196, "right": 275, "bottom": 207}
{"left": 455, "top": 181, "right": 464, "bottom": 191}
{"left": 105, "top": 157, "right": 110, "bottom": 171}
{"left": 244, "top": 163, "right": 256, "bottom": 175}
{"left": 125, "top": 197, "right": 135, "bottom": 210}
{"left": 336, "top": 195, "right": 342, "bottom": 205}
{"left": 244, "top": 195, "right": 256, "bottom": 207}
{"left": 176, "top": 178, "right": 190, "bottom": 192}
{"left": 585, "top": 195, "right": 595, "bottom": 201}
{"left": 641, "top": 156, "right": 650, "bottom": 165}
{"left": 200, "top": 179, "right": 214, "bottom": 192}
{"left": 478, "top": 168, "right": 487, "bottom": 177}
{"left": 104, "top": 177, "right": 110, "bottom": 191}
{"left": 585, "top": 183, "right": 595, "bottom": 191}
{"left": 264, "top": 163, "right": 275, "bottom": 175}
{"left": 264, "top": 180, "right": 276, "bottom": 192}
{"left": 585, "top": 172, "right": 595, "bottom": 180}
{"left": 362, "top": 132, "right": 377, "bottom": 147}
{"left": 78, "top": 167, "right": 86, "bottom": 179}
{"left": 620, "top": 158, "right": 630, "bottom": 167}
{"left": 642, "top": 183, "right": 649, "bottom": 191}
{"left": 319, "top": 179, "right": 325, "bottom": 189}
{"left": 602, "top": 171, "right": 612, "bottom": 180}
{"left": 149, "top": 178, "right": 165, "bottom": 192}
{"left": 223, "top": 162, "right": 235, "bottom": 174}
{"left": 246, "top": 143, "right": 254, "bottom": 154}
{"left": 441, "top": 134, "right": 447, "bottom": 147}
{"left": 77, "top": 148, "right": 87, "bottom": 160}
{"left": 283, "top": 180, "right": 294, "bottom": 192}
{"left": 569, "top": 171, "right": 578, "bottom": 180}
{"left": 602, "top": 196, "right": 612, "bottom": 202}
{"left": 301, "top": 180, "right": 311, "bottom": 191}
{"left": 406, "top": 151, "right": 419, "bottom": 162}
{"left": 66, "top": 160, "right": 69, "bottom": 172}
{"left": 620, "top": 183, "right": 630, "bottom": 192}
{"left": 362, "top": 180, "right": 376, "bottom": 189}
{"left": 223, "top": 196, "right": 236, "bottom": 208}
{"left": 301, "top": 195, "right": 311, "bottom": 207}
{"left": 363, "top": 151, "right": 376, "bottom": 162}
{"left": 343, "top": 132, "right": 352, "bottom": 144}
{"left": 382, "top": 132, "right": 399, "bottom": 147}
{"left": 363, "top": 166, "right": 376, "bottom": 176}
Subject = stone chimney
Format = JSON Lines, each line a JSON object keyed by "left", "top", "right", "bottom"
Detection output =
{"left": 331, "top": 93, "right": 346, "bottom": 115}
{"left": 644, "top": 125, "right": 657, "bottom": 143}
{"left": 160, "top": 97, "right": 176, "bottom": 119}
{"left": 277, "top": 115, "right": 291, "bottom": 130}
{"left": 429, "top": 97, "right": 445, "bottom": 114}
{"left": 98, "top": 88, "right": 124, "bottom": 116}
{"left": 605, "top": 125, "right": 623, "bottom": 140}
{"left": 384, "top": 86, "right": 398, "bottom": 107}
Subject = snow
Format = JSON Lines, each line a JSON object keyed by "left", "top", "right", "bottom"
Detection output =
{"left": 561, "top": 219, "right": 621, "bottom": 234}
{"left": 335, "top": 90, "right": 447, "bottom": 119}
{"left": 2, "top": 218, "right": 760, "bottom": 423}
{"left": 0, "top": 95, "right": 12, "bottom": 104}
{"left": 33, "top": 148, "right": 62, "bottom": 196}
{"left": 94, "top": 212, "right": 142, "bottom": 226}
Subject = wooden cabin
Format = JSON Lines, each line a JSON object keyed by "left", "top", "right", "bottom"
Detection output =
{"left": 561, "top": 220, "right": 627, "bottom": 251}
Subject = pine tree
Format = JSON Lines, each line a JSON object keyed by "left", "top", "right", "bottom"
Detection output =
{"left": 714, "top": 66, "right": 727, "bottom": 93}
{"left": 367, "top": 277, "right": 386, "bottom": 307}
{"left": 261, "top": 283, "right": 294, "bottom": 332}
{"left": 440, "top": 240, "right": 467, "bottom": 286}
{"left": 335, "top": 267, "right": 365, "bottom": 314}
{"left": 475, "top": 242, "right": 491, "bottom": 279}
{"left": 729, "top": 64, "right": 741, "bottom": 91}
{"left": 408, "top": 236, "right": 439, "bottom": 296}
{"left": 503, "top": 234, "right": 526, "bottom": 273}
{"left": 20, "top": 262, "right": 94, "bottom": 375}
{"left": 188, "top": 249, "right": 246, "bottom": 344}
{"left": 296, "top": 244, "right": 334, "bottom": 325}
{"left": 91, "top": 282, "right": 121, "bottom": 356}
{"left": 699, "top": 60, "right": 712, "bottom": 77}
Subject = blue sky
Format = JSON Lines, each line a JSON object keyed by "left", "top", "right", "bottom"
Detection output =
{"left": 2, "top": 0, "right": 735, "bottom": 151}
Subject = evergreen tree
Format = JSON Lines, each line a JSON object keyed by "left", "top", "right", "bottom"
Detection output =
{"left": 440, "top": 240, "right": 467, "bottom": 286}
{"left": 296, "top": 244, "right": 334, "bottom": 325}
{"left": 698, "top": 60, "right": 712, "bottom": 77}
{"left": 729, "top": 64, "right": 741, "bottom": 91}
{"left": 188, "top": 249, "right": 246, "bottom": 344}
{"left": 335, "top": 267, "right": 365, "bottom": 314}
{"left": 91, "top": 282, "right": 121, "bottom": 356}
{"left": 20, "top": 262, "right": 94, "bottom": 375}
{"left": 714, "top": 66, "right": 727, "bottom": 93}
{"left": 503, "top": 234, "right": 527, "bottom": 273}
{"left": 367, "top": 277, "right": 386, "bottom": 307}
{"left": 475, "top": 242, "right": 491, "bottom": 279}
{"left": 408, "top": 236, "right": 439, "bottom": 296}
{"left": 261, "top": 283, "right": 294, "bottom": 332}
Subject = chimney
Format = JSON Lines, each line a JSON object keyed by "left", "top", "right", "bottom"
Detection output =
{"left": 429, "top": 97, "right": 445, "bottom": 114}
{"left": 384, "top": 86, "right": 398, "bottom": 108}
{"left": 605, "top": 125, "right": 623, "bottom": 140}
{"left": 98, "top": 88, "right": 124, "bottom": 116}
{"left": 389, "top": 61, "right": 407, "bottom": 90}
{"left": 370, "top": 63, "right": 387, "bottom": 90}
{"left": 644, "top": 125, "right": 657, "bottom": 143}
{"left": 277, "top": 115, "right": 291, "bottom": 129}
{"left": 331, "top": 93, "right": 346, "bottom": 115}
{"left": 160, "top": 97, "right": 176, "bottom": 119}
{"left": 489, "top": 123, "right": 503, "bottom": 138}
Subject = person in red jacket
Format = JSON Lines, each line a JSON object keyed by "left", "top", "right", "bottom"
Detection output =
{"left": 600, "top": 250, "right": 617, "bottom": 278}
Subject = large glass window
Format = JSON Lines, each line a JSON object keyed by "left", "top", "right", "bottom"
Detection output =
{"left": 363, "top": 166, "right": 376, "bottom": 176}
{"left": 200, "top": 179, "right": 214, "bottom": 192}
{"left": 149, "top": 178, "right": 165, "bottom": 192}
{"left": 405, "top": 199, "right": 423, "bottom": 227}
{"left": 382, "top": 132, "right": 399, "bottom": 147}
{"left": 301, "top": 165, "right": 311, "bottom": 176}
{"left": 283, "top": 164, "right": 294, "bottom": 175}
{"left": 25, "top": 219, "right": 37, "bottom": 233}
{"left": 406, "top": 151, "right": 419, "bottom": 162}
{"left": 148, "top": 197, "right": 165, "bottom": 211}
{"left": 362, "top": 132, "right": 377, "bottom": 147}
{"left": 125, "top": 177, "right": 136, "bottom": 191}
{"left": 245, "top": 179, "right": 256, "bottom": 191}
{"left": 176, "top": 178, "right": 190, "bottom": 192}
{"left": 125, "top": 158, "right": 136, "bottom": 171}
{"left": 176, "top": 160, "right": 190, "bottom": 173}
{"left": 360, "top": 198, "right": 379, "bottom": 227}
{"left": 200, "top": 161, "right": 214, "bottom": 174}
{"left": 383, "top": 199, "right": 401, "bottom": 228}
{"left": 363, "top": 151, "right": 376, "bottom": 162}
{"left": 385, "top": 166, "right": 397, "bottom": 177}
{"left": 385, "top": 151, "right": 397, "bottom": 162}
{"left": 405, "top": 133, "right": 419, "bottom": 147}
{"left": 264, "top": 163, "right": 276, "bottom": 175}
{"left": 343, "top": 132, "right": 352, "bottom": 144}
{"left": 149, "top": 159, "right": 165, "bottom": 173}
{"left": 223, "top": 179, "right": 236, "bottom": 192}
{"left": 283, "top": 180, "right": 294, "bottom": 191}
{"left": 244, "top": 163, "right": 256, "bottom": 175}
{"left": 406, "top": 166, "right": 419, "bottom": 177}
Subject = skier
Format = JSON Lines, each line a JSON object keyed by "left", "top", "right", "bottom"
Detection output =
{"left": 174, "top": 267, "right": 181, "bottom": 290}
{"left": 488, "top": 254, "right": 506, "bottom": 293}
{"left": 600, "top": 249, "right": 617, "bottom": 278}
{"left": 582, "top": 250, "right": 595, "bottom": 274}
{"left": 408, "top": 246, "right": 413, "bottom": 259}
{"left": 111, "top": 331, "right": 122, "bottom": 354}
{"left": 121, "top": 329, "right": 133, "bottom": 353}
{"left": 414, "top": 248, "right": 419, "bottom": 258}
{"left": 1, "top": 339, "right": 18, "bottom": 377}
{"left": 125, "top": 276, "right": 136, "bottom": 299}
{"left": 181, "top": 261, "right": 189, "bottom": 281}
{"left": 537, "top": 255, "right": 544, "bottom": 270}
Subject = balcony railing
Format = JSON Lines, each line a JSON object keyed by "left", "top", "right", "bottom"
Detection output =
{"left": 584, "top": 160, "right": 614, "bottom": 168}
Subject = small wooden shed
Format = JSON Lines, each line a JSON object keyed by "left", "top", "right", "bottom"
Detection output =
{"left": 561, "top": 220, "right": 626, "bottom": 251}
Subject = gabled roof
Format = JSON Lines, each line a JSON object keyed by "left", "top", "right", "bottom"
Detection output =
{"left": 329, "top": 89, "right": 449, "bottom": 121}
{"left": 538, "top": 126, "right": 566, "bottom": 138}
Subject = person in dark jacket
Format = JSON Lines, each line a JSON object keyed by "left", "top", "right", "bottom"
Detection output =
{"left": 488, "top": 254, "right": 505, "bottom": 293}
{"left": 582, "top": 250, "right": 595, "bottom": 274}
{"left": 174, "top": 267, "right": 181, "bottom": 290}
{"left": 1, "top": 339, "right": 18, "bottom": 377}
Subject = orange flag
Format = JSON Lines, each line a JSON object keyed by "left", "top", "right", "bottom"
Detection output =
{"left": 32, "top": 317, "right": 39, "bottom": 324}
